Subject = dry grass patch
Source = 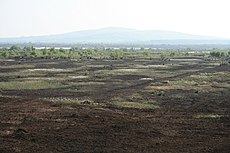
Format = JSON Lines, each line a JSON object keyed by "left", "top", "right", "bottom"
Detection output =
{"left": 21, "top": 77, "right": 67, "bottom": 81}
{"left": 68, "top": 76, "right": 89, "bottom": 79}
{"left": 23, "top": 68, "right": 72, "bottom": 72}
{"left": 145, "top": 86, "right": 175, "bottom": 90}
{"left": 134, "top": 64, "right": 168, "bottom": 69}
{"left": 112, "top": 101, "right": 159, "bottom": 109}
{"left": 0, "top": 64, "right": 35, "bottom": 69}
{"left": 194, "top": 114, "right": 224, "bottom": 119}
{"left": 43, "top": 97, "right": 105, "bottom": 107}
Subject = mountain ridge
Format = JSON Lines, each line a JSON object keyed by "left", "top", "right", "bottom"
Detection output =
{"left": 0, "top": 27, "right": 229, "bottom": 44}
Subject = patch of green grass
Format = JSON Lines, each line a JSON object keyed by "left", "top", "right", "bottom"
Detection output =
{"left": 0, "top": 71, "right": 47, "bottom": 77}
{"left": 167, "top": 71, "right": 230, "bottom": 92}
{"left": 169, "top": 94, "right": 186, "bottom": 99}
{"left": 127, "top": 93, "right": 143, "bottom": 100}
{"left": 19, "top": 77, "right": 67, "bottom": 81}
{"left": 150, "top": 90, "right": 165, "bottom": 96}
{"left": 0, "top": 80, "right": 67, "bottom": 90}
{"left": 188, "top": 72, "right": 230, "bottom": 82}
{"left": 0, "top": 64, "right": 35, "bottom": 69}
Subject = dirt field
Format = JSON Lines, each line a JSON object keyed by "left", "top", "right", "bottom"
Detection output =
{"left": 0, "top": 57, "right": 229, "bottom": 153}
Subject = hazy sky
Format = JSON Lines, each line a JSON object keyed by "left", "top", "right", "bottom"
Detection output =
{"left": 0, "top": 0, "right": 230, "bottom": 38}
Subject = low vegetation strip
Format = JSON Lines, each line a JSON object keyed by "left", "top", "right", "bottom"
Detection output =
{"left": 42, "top": 97, "right": 160, "bottom": 110}
{"left": 111, "top": 101, "right": 160, "bottom": 109}
{"left": 0, "top": 81, "right": 67, "bottom": 90}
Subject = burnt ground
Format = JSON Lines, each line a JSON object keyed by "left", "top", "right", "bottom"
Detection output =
{"left": 0, "top": 57, "right": 229, "bottom": 153}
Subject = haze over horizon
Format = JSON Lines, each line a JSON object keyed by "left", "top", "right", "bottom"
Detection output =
{"left": 1, "top": 0, "right": 230, "bottom": 38}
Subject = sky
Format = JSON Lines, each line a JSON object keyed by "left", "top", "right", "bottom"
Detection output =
{"left": 0, "top": 0, "right": 230, "bottom": 38}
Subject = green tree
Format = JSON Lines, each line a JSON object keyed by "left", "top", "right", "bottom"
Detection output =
{"left": 49, "top": 48, "right": 58, "bottom": 58}
{"left": 143, "top": 50, "right": 150, "bottom": 56}
{"left": 9, "top": 45, "right": 21, "bottom": 51}
{"left": 169, "top": 52, "right": 175, "bottom": 57}
{"left": 31, "top": 50, "right": 41, "bottom": 57}
{"left": 1, "top": 51, "right": 10, "bottom": 58}
{"left": 210, "top": 51, "right": 221, "bottom": 58}
{"left": 9, "top": 51, "right": 19, "bottom": 57}
{"left": 110, "top": 51, "right": 124, "bottom": 59}
{"left": 70, "top": 47, "right": 81, "bottom": 53}
{"left": 42, "top": 48, "right": 49, "bottom": 56}
{"left": 220, "top": 52, "right": 226, "bottom": 57}
{"left": 23, "top": 46, "right": 33, "bottom": 52}
{"left": 160, "top": 53, "right": 166, "bottom": 59}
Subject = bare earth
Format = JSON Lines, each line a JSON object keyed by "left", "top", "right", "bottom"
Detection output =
{"left": 0, "top": 58, "right": 229, "bottom": 153}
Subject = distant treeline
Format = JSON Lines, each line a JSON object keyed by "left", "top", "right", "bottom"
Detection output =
{"left": 1, "top": 42, "right": 230, "bottom": 49}
{"left": 0, "top": 45, "right": 229, "bottom": 59}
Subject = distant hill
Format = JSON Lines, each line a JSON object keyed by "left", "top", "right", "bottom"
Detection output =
{"left": 0, "top": 27, "right": 230, "bottom": 44}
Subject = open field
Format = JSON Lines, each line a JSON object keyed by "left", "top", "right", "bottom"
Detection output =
{"left": 0, "top": 57, "right": 229, "bottom": 153}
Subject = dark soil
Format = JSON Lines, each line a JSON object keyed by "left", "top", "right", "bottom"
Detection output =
{"left": 0, "top": 58, "right": 229, "bottom": 153}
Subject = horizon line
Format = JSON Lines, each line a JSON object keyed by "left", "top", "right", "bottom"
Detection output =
{"left": 0, "top": 26, "right": 229, "bottom": 39}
